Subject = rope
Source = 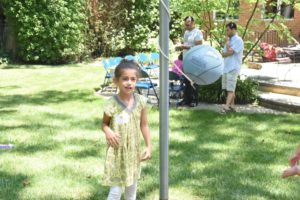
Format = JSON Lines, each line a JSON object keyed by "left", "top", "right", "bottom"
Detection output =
{"left": 158, "top": 0, "right": 196, "bottom": 89}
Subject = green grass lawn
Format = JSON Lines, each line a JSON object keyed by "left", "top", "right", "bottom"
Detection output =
{"left": 0, "top": 61, "right": 300, "bottom": 200}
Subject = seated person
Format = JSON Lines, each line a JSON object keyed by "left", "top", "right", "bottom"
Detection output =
{"left": 172, "top": 52, "right": 198, "bottom": 107}
{"left": 172, "top": 52, "right": 183, "bottom": 77}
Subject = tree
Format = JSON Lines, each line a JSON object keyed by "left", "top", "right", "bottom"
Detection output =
{"left": 171, "top": 0, "right": 300, "bottom": 61}
{"left": 87, "top": 0, "right": 160, "bottom": 56}
{"left": 2, "top": 0, "right": 88, "bottom": 64}
{"left": 87, "top": 0, "right": 183, "bottom": 56}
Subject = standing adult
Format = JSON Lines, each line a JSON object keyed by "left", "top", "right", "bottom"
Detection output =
{"left": 176, "top": 16, "right": 203, "bottom": 107}
{"left": 221, "top": 22, "right": 244, "bottom": 113}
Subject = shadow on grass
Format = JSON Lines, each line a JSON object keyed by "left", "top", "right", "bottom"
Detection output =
{"left": 63, "top": 138, "right": 103, "bottom": 159}
{"left": 0, "top": 85, "right": 20, "bottom": 89}
{"left": 2, "top": 129, "right": 103, "bottom": 157}
{"left": 0, "top": 123, "right": 59, "bottom": 132}
{"left": 137, "top": 110, "right": 300, "bottom": 199}
{"left": 0, "top": 108, "right": 18, "bottom": 116}
{"left": 1, "top": 64, "right": 48, "bottom": 69}
{"left": 0, "top": 171, "right": 28, "bottom": 200}
{"left": 1, "top": 61, "right": 96, "bottom": 70}
{"left": 1, "top": 93, "right": 299, "bottom": 199}
{"left": 12, "top": 142, "right": 59, "bottom": 155}
{"left": 41, "top": 112, "right": 101, "bottom": 131}
{"left": 0, "top": 89, "right": 98, "bottom": 109}
{"left": 84, "top": 176, "right": 109, "bottom": 200}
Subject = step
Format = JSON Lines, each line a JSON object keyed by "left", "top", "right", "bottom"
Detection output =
{"left": 258, "top": 81, "right": 300, "bottom": 97}
{"left": 258, "top": 92, "right": 300, "bottom": 113}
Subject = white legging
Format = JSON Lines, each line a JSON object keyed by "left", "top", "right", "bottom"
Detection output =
{"left": 107, "top": 182, "right": 137, "bottom": 200}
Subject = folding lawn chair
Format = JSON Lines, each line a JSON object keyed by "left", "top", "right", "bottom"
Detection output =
{"left": 101, "top": 58, "right": 117, "bottom": 93}
{"left": 136, "top": 69, "right": 159, "bottom": 104}
{"left": 137, "top": 53, "right": 149, "bottom": 69}
{"left": 125, "top": 55, "right": 136, "bottom": 61}
{"left": 147, "top": 52, "right": 159, "bottom": 70}
{"left": 169, "top": 71, "right": 184, "bottom": 107}
{"left": 146, "top": 52, "right": 160, "bottom": 77}
{"left": 113, "top": 57, "right": 122, "bottom": 65}
{"left": 101, "top": 59, "right": 113, "bottom": 86}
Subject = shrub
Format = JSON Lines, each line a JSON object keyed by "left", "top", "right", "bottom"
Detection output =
{"left": 92, "top": 0, "right": 183, "bottom": 56}
{"left": 2, "top": 0, "right": 87, "bottom": 64}
{"left": 198, "top": 76, "right": 258, "bottom": 104}
{"left": 3, "top": 0, "right": 183, "bottom": 62}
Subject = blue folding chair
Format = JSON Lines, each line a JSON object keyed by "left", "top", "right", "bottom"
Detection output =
{"left": 108, "top": 57, "right": 119, "bottom": 67}
{"left": 102, "top": 59, "right": 113, "bottom": 84}
{"left": 101, "top": 58, "right": 117, "bottom": 93}
{"left": 136, "top": 69, "right": 159, "bottom": 103}
{"left": 107, "top": 57, "right": 122, "bottom": 70}
{"left": 146, "top": 52, "right": 160, "bottom": 77}
{"left": 125, "top": 55, "right": 136, "bottom": 61}
{"left": 114, "top": 57, "right": 122, "bottom": 65}
{"left": 148, "top": 52, "right": 159, "bottom": 69}
{"left": 169, "top": 71, "right": 184, "bottom": 107}
{"left": 137, "top": 53, "right": 149, "bottom": 69}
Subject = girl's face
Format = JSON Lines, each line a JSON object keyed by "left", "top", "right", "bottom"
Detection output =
{"left": 114, "top": 69, "right": 138, "bottom": 95}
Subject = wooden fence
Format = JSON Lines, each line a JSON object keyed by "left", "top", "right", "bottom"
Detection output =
{"left": 201, "top": 29, "right": 293, "bottom": 47}
{"left": 245, "top": 30, "right": 290, "bottom": 47}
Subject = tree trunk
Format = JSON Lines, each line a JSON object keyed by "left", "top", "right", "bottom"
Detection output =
{"left": 242, "top": 0, "right": 259, "bottom": 39}
{"left": 222, "top": 0, "right": 232, "bottom": 34}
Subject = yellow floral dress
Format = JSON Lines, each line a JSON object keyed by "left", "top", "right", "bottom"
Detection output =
{"left": 102, "top": 93, "right": 148, "bottom": 187}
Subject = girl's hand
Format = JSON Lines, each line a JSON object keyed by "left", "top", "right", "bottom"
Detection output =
{"left": 105, "top": 131, "right": 120, "bottom": 148}
{"left": 141, "top": 147, "right": 152, "bottom": 161}
{"left": 289, "top": 154, "right": 300, "bottom": 166}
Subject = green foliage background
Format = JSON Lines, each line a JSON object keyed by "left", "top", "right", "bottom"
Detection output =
{"left": 199, "top": 77, "right": 259, "bottom": 104}
{"left": 2, "top": 0, "right": 87, "bottom": 64}
{"left": 2, "top": 0, "right": 299, "bottom": 63}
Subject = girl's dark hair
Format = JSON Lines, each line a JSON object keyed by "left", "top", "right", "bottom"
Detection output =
{"left": 184, "top": 16, "right": 194, "bottom": 22}
{"left": 114, "top": 59, "right": 141, "bottom": 79}
{"left": 178, "top": 52, "right": 183, "bottom": 61}
{"left": 226, "top": 22, "right": 237, "bottom": 30}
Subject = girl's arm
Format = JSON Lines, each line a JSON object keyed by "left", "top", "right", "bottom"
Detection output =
{"left": 102, "top": 113, "right": 120, "bottom": 148}
{"left": 140, "top": 107, "right": 152, "bottom": 161}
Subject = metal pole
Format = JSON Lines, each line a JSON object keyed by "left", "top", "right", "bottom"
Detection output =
{"left": 159, "top": 0, "right": 169, "bottom": 199}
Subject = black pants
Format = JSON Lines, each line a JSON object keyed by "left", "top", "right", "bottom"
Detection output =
{"left": 183, "top": 78, "right": 199, "bottom": 105}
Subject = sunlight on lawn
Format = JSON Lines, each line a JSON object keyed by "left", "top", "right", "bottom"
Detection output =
{"left": 1, "top": 61, "right": 300, "bottom": 199}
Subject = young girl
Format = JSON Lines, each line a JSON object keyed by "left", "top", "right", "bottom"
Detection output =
{"left": 102, "top": 59, "right": 152, "bottom": 200}
{"left": 171, "top": 52, "right": 183, "bottom": 77}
